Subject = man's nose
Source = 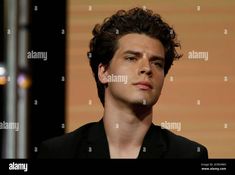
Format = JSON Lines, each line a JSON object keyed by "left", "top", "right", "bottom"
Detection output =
{"left": 138, "top": 58, "right": 152, "bottom": 76}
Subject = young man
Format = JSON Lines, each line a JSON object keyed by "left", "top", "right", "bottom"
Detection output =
{"left": 38, "top": 7, "right": 208, "bottom": 158}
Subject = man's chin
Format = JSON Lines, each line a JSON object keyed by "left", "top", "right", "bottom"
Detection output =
{"left": 130, "top": 99, "right": 156, "bottom": 107}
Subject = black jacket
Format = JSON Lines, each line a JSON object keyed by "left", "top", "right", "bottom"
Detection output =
{"left": 38, "top": 119, "right": 208, "bottom": 159}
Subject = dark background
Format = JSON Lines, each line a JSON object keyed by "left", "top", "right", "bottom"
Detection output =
{"left": 0, "top": 0, "right": 67, "bottom": 158}
{"left": 0, "top": 0, "right": 4, "bottom": 158}
{"left": 29, "top": 0, "right": 66, "bottom": 158}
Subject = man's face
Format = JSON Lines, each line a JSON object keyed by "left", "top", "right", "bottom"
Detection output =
{"left": 101, "top": 33, "right": 165, "bottom": 107}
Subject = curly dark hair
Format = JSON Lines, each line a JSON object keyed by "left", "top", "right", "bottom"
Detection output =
{"left": 87, "top": 7, "right": 182, "bottom": 106}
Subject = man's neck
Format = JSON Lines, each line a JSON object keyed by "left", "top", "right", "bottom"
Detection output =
{"left": 103, "top": 97, "right": 153, "bottom": 158}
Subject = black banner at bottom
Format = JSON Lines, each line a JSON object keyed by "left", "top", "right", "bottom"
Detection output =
{"left": 0, "top": 159, "right": 234, "bottom": 174}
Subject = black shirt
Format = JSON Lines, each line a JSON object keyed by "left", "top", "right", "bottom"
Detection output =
{"left": 38, "top": 119, "right": 208, "bottom": 159}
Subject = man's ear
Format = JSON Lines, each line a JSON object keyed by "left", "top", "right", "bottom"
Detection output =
{"left": 98, "top": 63, "right": 109, "bottom": 84}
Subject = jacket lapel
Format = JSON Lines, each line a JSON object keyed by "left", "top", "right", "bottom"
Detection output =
{"left": 138, "top": 124, "right": 167, "bottom": 158}
{"left": 86, "top": 119, "right": 110, "bottom": 158}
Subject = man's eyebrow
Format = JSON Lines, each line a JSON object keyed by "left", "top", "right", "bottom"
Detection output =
{"left": 150, "top": 55, "right": 165, "bottom": 62}
{"left": 123, "top": 50, "right": 142, "bottom": 56}
{"left": 123, "top": 50, "right": 164, "bottom": 61}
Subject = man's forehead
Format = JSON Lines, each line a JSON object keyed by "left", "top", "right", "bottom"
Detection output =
{"left": 117, "top": 34, "right": 165, "bottom": 57}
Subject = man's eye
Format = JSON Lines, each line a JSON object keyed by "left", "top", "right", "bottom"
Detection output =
{"left": 125, "top": 56, "right": 137, "bottom": 61}
{"left": 152, "top": 61, "right": 163, "bottom": 68}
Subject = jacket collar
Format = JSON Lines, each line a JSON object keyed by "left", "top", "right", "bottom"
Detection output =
{"left": 86, "top": 119, "right": 167, "bottom": 158}
{"left": 86, "top": 119, "right": 110, "bottom": 158}
{"left": 137, "top": 123, "right": 167, "bottom": 158}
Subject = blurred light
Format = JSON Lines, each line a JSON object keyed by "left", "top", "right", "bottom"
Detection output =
{"left": 0, "top": 64, "right": 7, "bottom": 85}
{"left": 0, "top": 76, "right": 7, "bottom": 85}
{"left": 0, "top": 66, "right": 6, "bottom": 75}
{"left": 17, "top": 73, "right": 31, "bottom": 89}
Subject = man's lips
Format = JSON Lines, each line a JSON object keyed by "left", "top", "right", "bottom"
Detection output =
{"left": 133, "top": 81, "right": 153, "bottom": 90}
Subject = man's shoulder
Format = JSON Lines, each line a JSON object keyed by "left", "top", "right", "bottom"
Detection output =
{"left": 37, "top": 122, "right": 97, "bottom": 158}
{"left": 51, "top": 122, "right": 96, "bottom": 142}
{"left": 154, "top": 125, "right": 208, "bottom": 158}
